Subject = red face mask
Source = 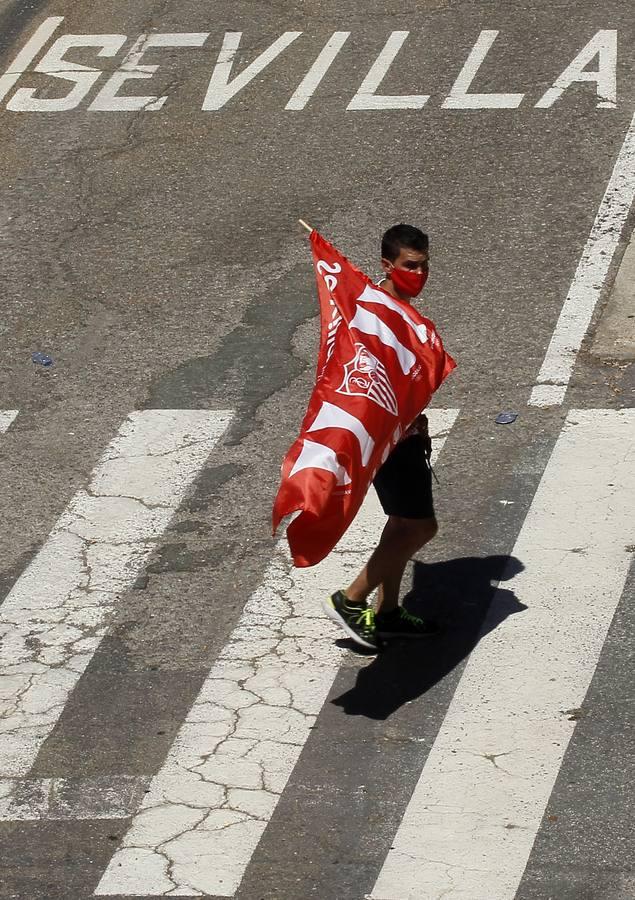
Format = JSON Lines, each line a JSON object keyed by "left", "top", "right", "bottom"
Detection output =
{"left": 389, "top": 265, "right": 428, "bottom": 298}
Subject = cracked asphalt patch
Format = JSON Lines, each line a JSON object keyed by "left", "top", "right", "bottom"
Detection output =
{"left": 0, "top": 410, "right": 231, "bottom": 791}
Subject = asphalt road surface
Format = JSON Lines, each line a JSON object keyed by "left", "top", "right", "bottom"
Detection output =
{"left": 0, "top": 0, "right": 634, "bottom": 898}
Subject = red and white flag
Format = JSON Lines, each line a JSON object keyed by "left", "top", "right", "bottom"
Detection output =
{"left": 272, "top": 230, "right": 456, "bottom": 567}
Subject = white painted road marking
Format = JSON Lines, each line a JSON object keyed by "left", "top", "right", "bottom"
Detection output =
{"left": 1, "top": 23, "right": 625, "bottom": 113}
{"left": 7, "top": 33, "right": 128, "bottom": 113}
{"left": 535, "top": 30, "right": 617, "bottom": 110}
{"left": 0, "top": 16, "right": 63, "bottom": 103}
{"left": 372, "top": 409, "right": 635, "bottom": 900}
{"left": 0, "top": 411, "right": 19, "bottom": 434}
{"left": 202, "top": 31, "right": 302, "bottom": 111}
{"left": 442, "top": 30, "right": 524, "bottom": 109}
{"left": 285, "top": 31, "right": 350, "bottom": 111}
{"left": 530, "top": 111, "right": 635, "bottom": 407}
{"left": 89, "top": 32, "right": 209, "bottom": 112}
{"left": 347, "top": 31, "right": 429, "bottom": 111}
{"left": 0, "top": 409, "right": 232, "bottom": 795}
{"left": 95, "top": 410, "right": 460, "bottom": 897}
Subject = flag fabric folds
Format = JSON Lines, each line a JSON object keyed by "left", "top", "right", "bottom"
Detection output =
{"left": 272, "top": 230, "right": 456, "bottom": 567}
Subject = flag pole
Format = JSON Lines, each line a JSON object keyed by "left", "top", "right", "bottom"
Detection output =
{"left": 298, "top": 219, "right": 313, "bottom": 233}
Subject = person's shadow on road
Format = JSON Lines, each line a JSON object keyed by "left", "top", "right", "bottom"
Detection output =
{"left": 331, "top": 554, "right": 526, "bottom": 720}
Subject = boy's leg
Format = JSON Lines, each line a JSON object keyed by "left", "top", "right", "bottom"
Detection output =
{"left": 345, "top": 514, "right": 438, "bottom": 611}
{"left": 325, "top": 433, "right": 437, "bottom": 648}
{"left": 375, "top": 564, "right": 407, "bottom": 615}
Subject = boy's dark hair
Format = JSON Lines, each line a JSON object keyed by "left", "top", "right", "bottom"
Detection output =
{"left": 381, "top": 223, "right": 429, "bottom": 262}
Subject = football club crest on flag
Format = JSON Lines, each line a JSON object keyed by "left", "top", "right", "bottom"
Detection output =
{"left": 272, "top": 228, "right": 456, "bottom": 567}
{"left": 337, "top": 342, "right": 398, "bottom": 416}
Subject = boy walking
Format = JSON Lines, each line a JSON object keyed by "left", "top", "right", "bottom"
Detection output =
{"left": 323, "top": 224, "right": 441, "bottom": 651}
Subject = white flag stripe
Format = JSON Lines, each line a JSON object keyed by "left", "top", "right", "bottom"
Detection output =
{"left": 0, "top": 410, "right": 232, "bottom": 794}
{"left": 0, "top": 411, "right": 19, "bottom": 434}
{"left": 369, "top": 377, "right": 398, "bottom": 415}
{"left": 529, "top": 111, "right": 635, "bottom": 407}
{"left": 307, "top": 401, "right": 375, "bottom": 466}
{"left": 95, "top": 409, "right": 460, "bottom": 898}
{"left": 372, "top": 408, "right": 635, "bottom": 900}
{"left": 289, "top": 438, "right": 352, "bottom": 485}
{"left": 358, "top": 284, "right": 429, "bottom": 344}
{"left": 349, "top": 306, "right": 416, "bottom": 374}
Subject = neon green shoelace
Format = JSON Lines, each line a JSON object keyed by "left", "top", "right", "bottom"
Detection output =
{"left": 398, "top": 609, "right": 424, "bottom": 626}
{"left": 356, "top": 608, "right": 376, "bottom": 632}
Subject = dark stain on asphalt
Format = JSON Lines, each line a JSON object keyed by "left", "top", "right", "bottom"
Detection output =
{"left": 0, "top": 0, "right": 49, "bottom": 62}
{"left": 181, "top": 462, "right": 245, "bottom": 513}
{"left": 144, "top": 267, "right": 315, "bottom": 445}
{"left": 168, "top": 519, "right": 212, "bottom": 535}
{"left": 145, "top": 542, "right": 231, "bottom": 574}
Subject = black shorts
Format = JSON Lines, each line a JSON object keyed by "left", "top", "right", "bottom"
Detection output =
{"left": 373, "top": 434, "right": 435, "bottom": 520}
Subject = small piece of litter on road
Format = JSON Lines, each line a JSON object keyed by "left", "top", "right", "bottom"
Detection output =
{"left": 495, "top": 411, "right": 518, "bottom": 424}
{"left": 32, "top": 352, "right": 54, "bottom": 367}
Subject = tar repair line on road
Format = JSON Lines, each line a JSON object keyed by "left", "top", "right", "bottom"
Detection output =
{"left": 94, "top": 411, "right": 460, "bottom": 898}
{"left": 372, "top": 408, "right": 635, "bottom": 900}
{"left": 530, "top": 110, "right": 635, "bottom": 408}
{"left": 0, "top": 409, "right": 233, "bottom": 802}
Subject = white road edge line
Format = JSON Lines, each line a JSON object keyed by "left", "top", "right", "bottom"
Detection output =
{"left": 0, "top": 411, "right": 19, "bottom": 434}
{"left": 371, "top": 408, "right": 635, "bottom": 900}
{"left": 529, "top": 112, "right": 635, "bottom": 408}
{"left": 0, "top": 16, "right": 64, "bottom": 103}
{"left": 95, "top": 410, "right": 460, "bottom": 898}
{"left": 0, "top": 409, "right": 233, "bottom": 802}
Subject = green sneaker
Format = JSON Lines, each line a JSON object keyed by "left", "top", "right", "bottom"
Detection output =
{"left": 323, "top": 590, "right": 378, "bottom": 651}
{"left": 376, "top": 607, "right": 441, "bottom": 639}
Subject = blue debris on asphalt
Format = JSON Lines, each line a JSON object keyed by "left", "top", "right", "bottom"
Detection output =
{"left": 496, "top": 411, "right": 518, "bottom": 425}
{"left": 31, "top": 352, "right": 54, "bottom": 367}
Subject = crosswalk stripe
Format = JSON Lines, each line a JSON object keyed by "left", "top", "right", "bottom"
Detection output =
{"left": 529, "top": 111, "right": 635, "bottom": 408}
{"left": 0, "top": 410, "right": 19, "bottom": 434}
{"left": 95, "top": 409, "right": 460, "bottom": 898}
{"left": 371, "top": 408, "right": 635, "bottom": 900}
{"left": 0, "top": 410, "right": 232, "bottom": 808}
